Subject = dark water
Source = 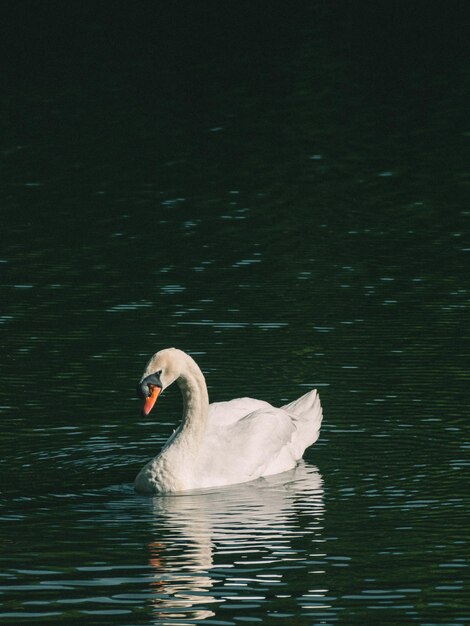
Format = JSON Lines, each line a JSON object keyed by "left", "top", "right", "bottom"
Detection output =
{"left": 1, "top": 4, "right": 469, "bottom": 624}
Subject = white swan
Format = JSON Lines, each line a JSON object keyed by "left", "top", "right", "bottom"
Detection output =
{"left": 135, "top": 348, "right": 323, "bottom": 494}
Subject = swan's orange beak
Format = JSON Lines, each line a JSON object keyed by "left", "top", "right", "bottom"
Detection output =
{"left": 142, "top": 385, "right": 161, "bottom": 417}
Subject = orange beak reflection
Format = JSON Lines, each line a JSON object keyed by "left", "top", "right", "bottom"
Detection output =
{"left": 142, "top": 385, "right": 161, "bottom": 417}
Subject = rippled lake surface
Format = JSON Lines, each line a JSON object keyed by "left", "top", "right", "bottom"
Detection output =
{"left": 1, "top": 5, "right": 469, "bottom": 625}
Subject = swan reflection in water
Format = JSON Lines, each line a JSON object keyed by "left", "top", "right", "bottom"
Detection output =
{"left": 145, "top": 462, "right": 324, "bottom": 623}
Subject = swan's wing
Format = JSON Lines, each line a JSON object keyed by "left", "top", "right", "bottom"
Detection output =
{"left": 192, "top": 392, "right": 322, "bottom": 490}
{"left": 199, "top": 407, "right": 298, "bottom": 487}
{"left": 208, "top": 391, "right": 322, "bottom": 467}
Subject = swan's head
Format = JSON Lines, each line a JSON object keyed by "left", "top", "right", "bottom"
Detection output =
{"left": 136, "top": 348, "right": 188, "bottom": 416}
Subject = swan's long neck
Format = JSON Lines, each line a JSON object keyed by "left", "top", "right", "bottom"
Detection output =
{"left": 176, "top": 359, "right": 209, "bottom": 439}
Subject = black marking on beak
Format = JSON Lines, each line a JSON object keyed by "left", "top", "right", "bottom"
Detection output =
{"left": 136, "top": 372, "right": 162, "bottom": 399}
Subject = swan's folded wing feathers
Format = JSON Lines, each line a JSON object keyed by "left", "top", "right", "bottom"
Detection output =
{"left": 201, "top": 392, "right": 322, "bottom": 486}
{"left": 199, "top": 407, "right": 298, "bottom": 486}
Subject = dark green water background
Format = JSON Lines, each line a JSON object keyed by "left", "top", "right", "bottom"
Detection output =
{"left": 1, "top": 4, "right": 468, "bottom": 624}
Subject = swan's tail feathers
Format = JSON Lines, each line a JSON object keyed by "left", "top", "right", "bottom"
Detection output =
{"left": 282, "top": 389, "right": 323, "bottom": 458}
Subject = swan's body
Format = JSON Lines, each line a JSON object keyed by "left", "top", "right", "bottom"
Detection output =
{"left": 135, "top": 348, "right": 323, "bottom": 494}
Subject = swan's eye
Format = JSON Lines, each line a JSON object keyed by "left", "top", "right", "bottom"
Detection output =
{"left": 137, "top": 371, "right": 163, "bottom": 400}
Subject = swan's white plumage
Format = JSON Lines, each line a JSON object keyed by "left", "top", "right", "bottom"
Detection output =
{"left": 135, "top": 348, "right": 322, "bottom": 494}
